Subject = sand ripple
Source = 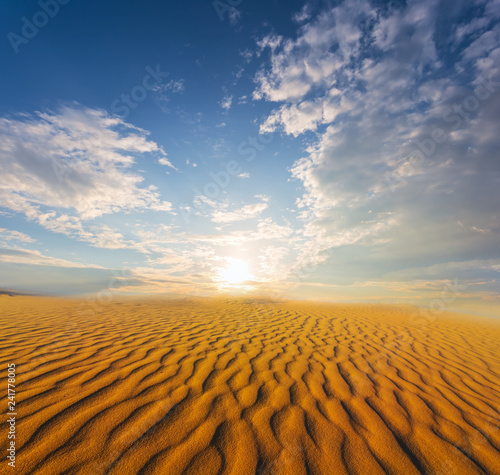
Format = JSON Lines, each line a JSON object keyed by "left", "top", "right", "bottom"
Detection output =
{"left": 1, "top": 297, "right": 499, "bottom": 474}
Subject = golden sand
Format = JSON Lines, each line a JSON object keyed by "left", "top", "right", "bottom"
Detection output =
{"left": 0, "top": 296, "right": 499, "bottom": 474}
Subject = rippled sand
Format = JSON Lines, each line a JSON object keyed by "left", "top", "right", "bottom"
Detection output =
{"left": 1, "top": 296, "right": 499, "bottom": 474}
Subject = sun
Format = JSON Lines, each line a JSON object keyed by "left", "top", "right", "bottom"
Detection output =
{"left": 217, "top": 260, "right": 254, "bottom": 286}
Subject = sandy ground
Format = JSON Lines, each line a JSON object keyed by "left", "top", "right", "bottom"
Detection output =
{"left": 0, "top": 296, "right": 499, "bottom": 475}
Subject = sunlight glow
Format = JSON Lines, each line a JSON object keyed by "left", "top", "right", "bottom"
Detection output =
{"left": 217, "top": 260, "right": 254, "bottom": 287}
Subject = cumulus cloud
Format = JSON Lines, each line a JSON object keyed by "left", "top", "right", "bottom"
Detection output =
{"left": 0, "top": 105, "right": 175, "bottom": 245}
{"left": 253, "top": 0, "right": 375, "bottom": 103}
{"left": 254, "top": 0, "right": 500, "bottom": 288}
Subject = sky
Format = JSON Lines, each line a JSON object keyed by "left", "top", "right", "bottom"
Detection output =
{"left": 0, "top": 0, "right": 499, "bottom": 316}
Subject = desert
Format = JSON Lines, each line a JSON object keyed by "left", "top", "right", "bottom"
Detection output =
{"left": 1, "top": 296, "right": 499, "bottom": 474}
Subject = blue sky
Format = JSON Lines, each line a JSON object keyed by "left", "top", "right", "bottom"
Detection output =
{"left": 1, "top": 0, "right": 499, "bottom": 316}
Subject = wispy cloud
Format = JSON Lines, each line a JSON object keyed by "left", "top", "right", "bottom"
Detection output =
{"left": 152, "top": 79, "right": 185, "bottom": 111}
{"left": 0, "top": 248, "right": 102, "bottom": 268}
{"left": 211, "top": 201, "right": 268, "bottom": 223}
{"left": 0, "top": 228, "right": 36, "bottom": 243}
{"left": 158, "top": 157, "right": 176, "bottom": 168}
{"left": 0, "top": 105, "right": 175, "bottom": 247}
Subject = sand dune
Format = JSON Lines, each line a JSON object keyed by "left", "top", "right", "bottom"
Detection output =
{"left": 1, "top": 296, "right": 499, "bottom": 474}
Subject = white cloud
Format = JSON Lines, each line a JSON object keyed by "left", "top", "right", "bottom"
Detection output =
{"left": 239, "top": 48, "right": 254, "bottom": 62}
{"left": 152, "top": 79, "right": 185, "bottom": 96}
{"left": 485, "top": 0, "right": 500, "bottom": 19}
{"left": 146, "top": 248, "right": 195, "bottom": 273}
{"left": 258, "top": 245, "right": 290, "bottom": 281}
{"left": 193, "top": 195, "right": 222, "bottom": 209}
{"left": 254, "top": 194, "right": 270, "bottom": 202}
{"left": 220, "top": 95, "right": 233, "bottom": 111}
{"left": 0, "top": 105, "right": 176, "bottom": 234}
{"left": 293, "top": 4, "right": 312, "bottom": 23}
{"left": 0, "top": 228, "right": 35, "bottom": 243}
{"left": 167, "top": 80, "right": 185, "bottom": 93}
{"left": 0, "top": 248, "right": 102, "bottom": 268}
{"left": 256, "top": 34, "right": 283, "bottom": 54}
{"left": 211, "top": 201, "right": 268, "bottom": 223}
{"left": 0, "top": 105, "right": 175, "bottom": 219}
{"left": 151, "top": 79, "right": 185, "bottom": 112}
{"left": 158, "top": 157, "right": 175, "bottom": 168}
{"left": 260, "top": 91, "right": 348, "bottom": 136}
{"left": 461, "top": 25, "right": 500, "bottom": 63}
{"left": 455, "top": 16, "right": 491, "bottom": 44}
{"left": 254, "top": 218, "right": 293, "bottom": 240}
{"left": 253, "top": 1, "right": 375, "bottom": 103}
{"left": 253, "top": 0, "right": 500, "bottom": 286}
